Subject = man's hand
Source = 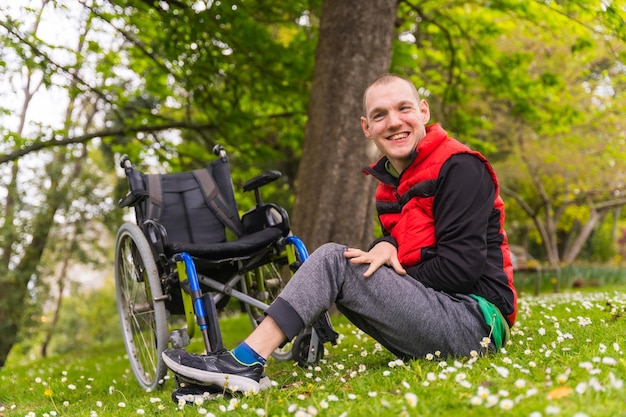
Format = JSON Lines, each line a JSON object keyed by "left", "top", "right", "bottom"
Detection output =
{"left": 344, "top": 241, "right": 407, "bottom": 278}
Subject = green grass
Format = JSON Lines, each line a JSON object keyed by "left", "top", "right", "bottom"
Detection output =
{"left": 2, "top": 288, "right": 626, "bottom": 417}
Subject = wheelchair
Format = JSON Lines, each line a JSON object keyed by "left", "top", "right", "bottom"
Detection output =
{"left": 114, "top": 145, "right": 338, "bottom": 391}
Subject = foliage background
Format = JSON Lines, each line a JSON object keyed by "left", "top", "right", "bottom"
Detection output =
{"left": 1, "top": 0, "right": 626, "bottom": 365}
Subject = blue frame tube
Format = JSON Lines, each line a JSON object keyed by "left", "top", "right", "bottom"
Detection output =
{"left": 175, "top": 252, "right": 209, "bottom": 333}
{"left": 284, "top": 236, "right": 309, "bottom": 262}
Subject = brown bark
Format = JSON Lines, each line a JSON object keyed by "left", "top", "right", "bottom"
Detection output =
{"left": 292, "top": 0, "right": 398, "bottom": 251}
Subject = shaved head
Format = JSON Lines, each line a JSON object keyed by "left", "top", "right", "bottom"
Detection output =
{"left": 362, "top": 74, "right": 421, "bottom": 117}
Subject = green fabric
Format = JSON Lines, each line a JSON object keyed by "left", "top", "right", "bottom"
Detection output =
{"left": 469, "top": 294, "right": 510, "bottom": 350}
{"left": 385, "top": 159, "right": 400, "bottom": 178}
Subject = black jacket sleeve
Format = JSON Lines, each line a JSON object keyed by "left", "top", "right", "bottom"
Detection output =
{"left": 368, "top": 235, "right": 398, "bottom": 251}
{"left": 405, "top": 153, "right": 496, "bottom": 293}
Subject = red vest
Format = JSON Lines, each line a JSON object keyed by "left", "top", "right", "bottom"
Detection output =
{"left": 372, "top": 124, "right": 517, "bottom": 325}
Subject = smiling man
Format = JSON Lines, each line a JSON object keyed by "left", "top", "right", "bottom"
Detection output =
{"left": 162, "top": 73, "right": 518, "bottom": 395}
{"left": 361, "top": 74, "right": 430, "bottom": 173}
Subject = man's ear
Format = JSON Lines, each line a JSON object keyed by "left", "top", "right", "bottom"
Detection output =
{"left": 360, "top": 116, "right": 372, "bottom": 138}
{"left": 419, "top": 100, "right": 431, "bottom": 124}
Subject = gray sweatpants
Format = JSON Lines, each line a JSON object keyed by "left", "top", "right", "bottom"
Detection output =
{"left": 265, "top": 242, "right": 494, "bottom": 359}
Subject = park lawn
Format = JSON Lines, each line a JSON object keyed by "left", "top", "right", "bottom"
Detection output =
{"left": 1, "top": 287, "right": 626, "bottom": 417}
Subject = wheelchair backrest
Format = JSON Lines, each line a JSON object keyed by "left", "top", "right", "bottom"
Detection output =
{"left": 129, "top": 158, "right": 242, "bottom": 245}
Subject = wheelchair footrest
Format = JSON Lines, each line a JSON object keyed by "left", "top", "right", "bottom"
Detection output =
{"left": 312, "top": 312, "right": 339, "bottom": 345}
{"left": 202, "top": 293, "right": 224, "bottom": 353}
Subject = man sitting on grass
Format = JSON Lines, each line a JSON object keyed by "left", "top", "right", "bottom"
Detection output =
{"left": 163, "top": 73, "right": 518, "bottom": 394}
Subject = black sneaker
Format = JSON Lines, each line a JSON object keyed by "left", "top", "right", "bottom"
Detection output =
{"left": 171, "top": 381, "right": 224, "bottom": 405}
{"left": 162, "top": 348, "right": 264, "bottom": 393}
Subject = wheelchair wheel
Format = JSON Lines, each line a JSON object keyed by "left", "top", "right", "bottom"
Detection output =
{"left": 114, "top": 222, "right": 169, "bottom": 391}
{"left": 243, "top": 255, "right": 296, "bottom": 361}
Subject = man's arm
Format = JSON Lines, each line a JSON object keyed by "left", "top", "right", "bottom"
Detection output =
{"left": 407, "top": 153, "right": 496, "bottom": 293}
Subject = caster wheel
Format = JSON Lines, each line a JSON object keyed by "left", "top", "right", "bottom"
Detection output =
{"left": 292, "top": 331, "right": 324, "bottom": 366}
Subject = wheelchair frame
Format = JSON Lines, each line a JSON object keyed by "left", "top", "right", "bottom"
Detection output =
{"left": 114, "top": 145, "right": 337, "bottom": 391}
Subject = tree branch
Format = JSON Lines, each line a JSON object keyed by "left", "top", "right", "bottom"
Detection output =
{"left": 0, "top": 19, "right": 116, "bottom": 110}
{"left": 402, "top": 0, "right": 457, "bottom": 115}
{"left": 80, "top": 0, "right": 180, "bottom": 84}
{"left": 0, "top": 122, "right": 217, "bottom": 164}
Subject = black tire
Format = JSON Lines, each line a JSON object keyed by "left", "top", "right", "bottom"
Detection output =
{"left": 114, "top": 223, "right": 169, "bottom": 390}
{"left": 292, "top": 331, "right": 324, "bottom": 367}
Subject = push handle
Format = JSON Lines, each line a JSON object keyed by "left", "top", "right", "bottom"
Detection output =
{"left": 120, "top": 155, "right": 132, "bottom": 170}
{"left": 212, "top": 144, "right": 227, "bottom": 162}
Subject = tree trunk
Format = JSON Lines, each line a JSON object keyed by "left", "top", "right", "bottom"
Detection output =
{"left": 40, "top": 230, "right": 75, "bottom": 358}
{"left": 0, "top": 201, "right": 60, "bottom": 367}
{"left": 292, "top": 0, "right": 398, "bottom": 251}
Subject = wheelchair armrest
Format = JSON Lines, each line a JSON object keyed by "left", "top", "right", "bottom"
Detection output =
{"left": 243, "top": 170, "right": 281, "bottom": 192}
{"left": 242, "top": 203, "right": 291, "bottom": 237}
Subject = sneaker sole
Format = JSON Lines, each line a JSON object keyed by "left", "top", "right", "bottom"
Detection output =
{"left": 162, "top": 352, "right": 261, "bottom": 393}
{"left": 177, "top": 374, "right": 273, "bottom": 392}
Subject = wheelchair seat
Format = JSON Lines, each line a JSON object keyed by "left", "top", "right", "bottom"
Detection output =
{"left": 165, "top": 227, "right": 283, "bottom": 260}
{"left": 119, "top": 153, "right": 288, "bottom": 266}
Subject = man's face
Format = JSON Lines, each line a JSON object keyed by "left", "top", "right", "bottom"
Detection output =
{"left": 361, "top": 78, "right": 430, "bottom": 173}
